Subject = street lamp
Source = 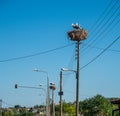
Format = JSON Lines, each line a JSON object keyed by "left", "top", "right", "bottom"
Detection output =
{"left": 59, "top": 68, "right": 76, "bottom": 116}
{"left": 34, "top": 68, "right": 50, "bottom": 116}
{"left": 61, "top": 68, "right": 77, "bottom": 73}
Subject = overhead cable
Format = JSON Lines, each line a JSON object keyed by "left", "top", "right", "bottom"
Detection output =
{"left": 81, "top": 0, "right": 120, "bottom": 54}
{"left": 82, "top": 43, "right": 120, "bottom": 53}
{"left": 81, "top": 36, "right": 120, "bottom": 70}
{"left": 0, "top": 43, "right": 74, "bottom": 63}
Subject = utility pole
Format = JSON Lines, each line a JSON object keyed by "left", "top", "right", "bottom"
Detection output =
{"left": 67, "top": 23, "right": 88, "bottom": 116}
{"left": 76, "top": 40, "right": 80, "bottom": 116}
{"left": 0, "top": 99, "right": 2, "bottom": 116}
{"left": 58, "top": 71, "right": 63, "bottom": 116}
{"left": 50, "top": 83, "right": 56, "bottom": 116}
{"left": 0, "top": 99, "right": 2, "bottom": 109}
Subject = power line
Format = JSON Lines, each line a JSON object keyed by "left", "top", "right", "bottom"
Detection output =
{"left": 0, "top": 43, "right": 74, "bottom": 63}
{"left": 89, "top": 6, "right": 120, "bottom": 46}
{"left": 81, "top": 0, "right": 120, "bottom": 53}
{"left": 82, "top": 43, "right": 120, "bottom": 53}
{"left": 81, "top": 13, "right": 120, "bottom": 56}
{"left": 81, "top": 36, "right": 120, "bottom": 70}
{"left": 82, "top": 0, "right": 119, "bottom": 45}
{"left": 89, "top": 0, "right": 117, "bottom": 32}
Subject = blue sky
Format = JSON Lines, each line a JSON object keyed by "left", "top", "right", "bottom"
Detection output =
{"left": 0, "top": 0, "right": 120, "bottom": 107}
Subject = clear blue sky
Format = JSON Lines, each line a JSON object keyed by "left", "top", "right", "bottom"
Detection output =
{"left": 0, "top": 0, "right": 120, "bottom": 107}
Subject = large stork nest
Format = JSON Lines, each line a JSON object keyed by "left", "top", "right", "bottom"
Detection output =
{"left": 68, "top": 29, "right": 88, "bottom": 41}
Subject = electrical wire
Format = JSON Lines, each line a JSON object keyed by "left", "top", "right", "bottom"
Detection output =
{"left": 81, "top": 17, "right": 120, "bottom": 57}
{"left": 82, "top": 43, "right": 120, "bottom": 53}
{"left": 89, "top": 6, "right": 120, "bottom": 46}
{"left": 0, "top": 43, "right": 74, "bottom": 63}
{"left": 88, "top": 0, "right": 119, "bottom": 34}
{"left": 80, "top": 36, "right": 120, "bottom": 70}
{"left": 81, "top": 0, "right": 120, "bottom": 54}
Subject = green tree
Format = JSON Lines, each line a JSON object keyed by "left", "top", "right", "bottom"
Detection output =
{"left": 55, "top": 101, "right": 75, "bottom": 116}
{"left": 62, "top": 101, "right": 75, "bottom": 116}
{"left": 4, "top": 109, "right": 14, "bottom": 116}
{"left": 55, "top": 104, "right": 60, "bottom": 116}
{"left": 14, "top": 105, "right": 21, "bottom": 109}
{"left": 79, "top": 94, "right": 113, "bottom": 116}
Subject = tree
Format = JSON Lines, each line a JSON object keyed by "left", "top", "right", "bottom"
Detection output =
{"left": 55, "top": 101, "right": 75, "bottom": 116}
{"left": 79, "top": 94, "right": 113, "bottom": 116}
{"left": 14, "top": 105, "right": 21, "bottom": 109}
{"left": 62, "top": 101, "right": 75, "bottom": 116}
{"left": 4, "top": 109, "right": 14, "bottom": 116}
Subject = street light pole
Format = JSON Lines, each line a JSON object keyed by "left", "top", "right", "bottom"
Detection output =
{"left": 34, "top": 69, "right": 50, "bottom": 116}
{"left": 60, "top": 68, "right": 76, "bottom": 116}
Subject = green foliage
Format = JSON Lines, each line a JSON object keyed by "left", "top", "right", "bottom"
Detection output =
{"left": 55, "top": 104, "right": 60, "bottom": 116}
{"left": 1, "top": 94, "right": 118, "bottom": 116}
{"left": 4, "top": 109, "right": 14, "bottom": 116}
{"left": 61, "top": 101, "right": 76, "bottom": 115}
{"left": 14, "top": 105, "right": 21, "bottom": 109}
{"left": 55, "top": 101, "right": 76, "bottom": 116}
{"left": 79, "top": 94, "right": 113, "bottom": 116}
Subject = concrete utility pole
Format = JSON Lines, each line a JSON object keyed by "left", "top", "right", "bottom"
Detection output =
{"left": 58, "top": 70, "right": 63, "bottom": 116}
{"left": 0, "top": 99, "right": 2, "bottom": 109}
{"left": 0, "top": 99, "right": 2, "bottom": 116}
{"left": 67, "top": 23, "right": 88, "bottom": 116}
{"left": 49, "top": 83, "right": 56, "bottom": 116}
